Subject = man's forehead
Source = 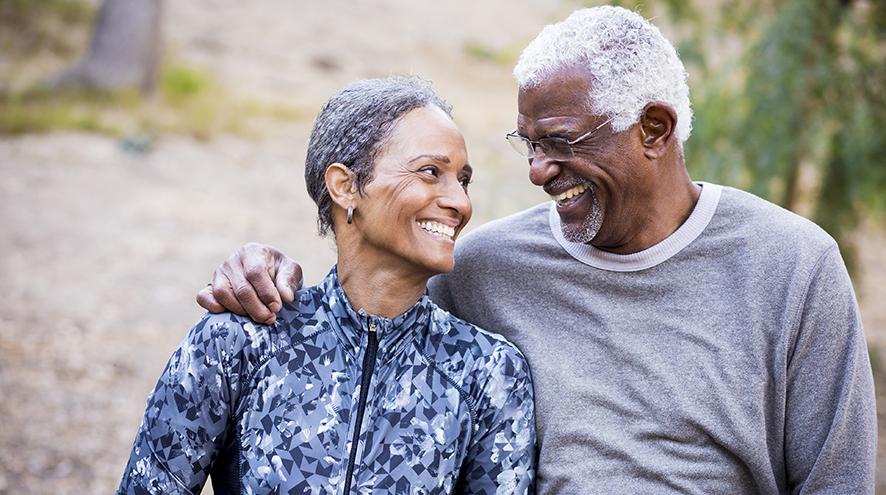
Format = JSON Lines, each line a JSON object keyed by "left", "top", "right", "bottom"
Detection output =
{"left": 516, "top": 113, "right": 586, "bottom": 134}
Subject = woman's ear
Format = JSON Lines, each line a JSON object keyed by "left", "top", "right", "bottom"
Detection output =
{"left": 325, "top": 163, "right": 357, "bottom": 209}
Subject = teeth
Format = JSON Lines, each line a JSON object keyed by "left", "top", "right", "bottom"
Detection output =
{"left": 418, "top": 221, "right": 456, "bottom": 240}
{"left": 552, "top": 184, "right": 588, "bottom": 202}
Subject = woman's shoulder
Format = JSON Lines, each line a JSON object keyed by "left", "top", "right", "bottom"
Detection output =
{"left": 192, "top": 284, "right": 333, "bottom": 367}
{"left": 422, "top": 305, "right": 532, "bottom": 390}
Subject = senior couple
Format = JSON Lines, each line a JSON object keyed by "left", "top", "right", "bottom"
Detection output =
{"left": 119, "top": 6, "right": 875, "bottom": 494}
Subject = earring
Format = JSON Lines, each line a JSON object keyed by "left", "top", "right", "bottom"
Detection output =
{"left": 347, "top": 205, "right": 354, "bottom": 224}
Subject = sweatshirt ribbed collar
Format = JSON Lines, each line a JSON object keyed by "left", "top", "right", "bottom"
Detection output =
{"left": 548, "top": 182, "right": 722, "bottom": 272}
{"left": 322, "top": 266, "right": 431, "bottom": 362}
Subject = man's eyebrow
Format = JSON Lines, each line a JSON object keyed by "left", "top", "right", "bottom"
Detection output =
{"left": 462, "top": 163, "right": 473, "bottom": 174}
{"left": 408, "top": 154, "right": 450, "bottom": 164}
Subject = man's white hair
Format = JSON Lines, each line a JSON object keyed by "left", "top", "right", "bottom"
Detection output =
{"left": 514, "top": 6, "right": 692, "bottom": 145}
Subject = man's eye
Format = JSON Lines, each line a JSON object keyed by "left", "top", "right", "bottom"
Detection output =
{"left": 540, "top": 138, "right": 569, "bottom": 153}
{"left": 460, "top": 176, "right": 473, "bottom": 188}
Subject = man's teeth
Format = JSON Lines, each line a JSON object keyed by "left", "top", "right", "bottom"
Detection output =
{"left": 418, "top": 221, "right": 456, "bottom": 239}
{"left": 552, "top": 184, "right": 588, "bottom": 202}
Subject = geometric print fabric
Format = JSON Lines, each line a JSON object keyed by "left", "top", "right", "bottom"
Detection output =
{"left": 118, "top": 267, "right": 536, "bottom": 494}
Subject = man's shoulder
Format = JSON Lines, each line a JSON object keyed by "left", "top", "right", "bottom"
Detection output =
{"left": 455, "top": 202, "right": 552, "bottom": 259}
{"left": 715, "top": 185, "right": 837, "bottom": 253}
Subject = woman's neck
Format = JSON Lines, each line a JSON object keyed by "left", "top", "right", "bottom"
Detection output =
{"left": 335, "top": 251, "right": 431, "bottom": 319}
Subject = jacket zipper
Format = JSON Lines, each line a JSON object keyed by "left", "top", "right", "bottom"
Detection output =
{"left": 342, "top": 321, "right": 378, "bottom": 494}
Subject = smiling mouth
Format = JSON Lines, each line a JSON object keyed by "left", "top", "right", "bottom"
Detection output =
{"left": 551, "top": 183, "right": 588, "bottom": 207}
{"left": 417, "top": 220, "right": 456, "bottom": 240}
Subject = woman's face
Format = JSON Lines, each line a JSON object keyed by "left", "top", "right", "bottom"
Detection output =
{"left": 352, "top": 105, "right": 472, "bottom": 276}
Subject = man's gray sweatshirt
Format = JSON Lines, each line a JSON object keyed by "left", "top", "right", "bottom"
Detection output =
{"left": 429, "top": 183, "right": 876, "bottom": 494}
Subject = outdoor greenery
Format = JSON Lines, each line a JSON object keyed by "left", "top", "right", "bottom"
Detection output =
{"left": 0, "top": 0, "right": 94, "bottom": 58}
{"left": 0, "top": 60, "right": 314, "bottom": 140}
{"left": 616, "top": 0, "right": 885, "bottom": 269}
{"left": 3, "top": 0, "right": 883, "bottom": 267}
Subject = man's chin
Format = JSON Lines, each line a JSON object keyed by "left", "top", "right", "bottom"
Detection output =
{"left": 558, "top": 203, "right": 603, "bottom": 244}
{"left": 560, "top": 222, "right": 599, "bottom": 244}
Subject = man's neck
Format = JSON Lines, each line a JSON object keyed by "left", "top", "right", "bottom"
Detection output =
{"left": 595, "top": 174, "right": 701, "bottom": 255}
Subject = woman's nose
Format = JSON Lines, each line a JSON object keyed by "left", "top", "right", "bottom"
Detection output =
{"left": 438, "top": 179, "right": 472, "bottom": 218}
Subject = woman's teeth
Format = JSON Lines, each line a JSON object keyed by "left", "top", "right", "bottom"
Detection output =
{"left": 552, "top": 184, "right": 588, "bottom": 205}
{"left": 418, "top": 221, "right": 456, "bottom": 240}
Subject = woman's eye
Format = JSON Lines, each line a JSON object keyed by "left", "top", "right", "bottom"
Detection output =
{"left": 418, "top": 166, "right": 439, "bottom": 177}
{"left": 460, "top": 176, "right": 473, "bottom": 188}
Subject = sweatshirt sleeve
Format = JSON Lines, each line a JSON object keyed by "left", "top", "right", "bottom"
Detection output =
{"left": 784, "top": 245, "right": 876, "bottom": 494}
{"left": 427, "top": 273, "right": 456, "bottom": 314}
{"left": 457, "top": 343, "right": 537, "bottom": 494}
{"left": 117, "top": 314, "right": 244, "bottom": 495}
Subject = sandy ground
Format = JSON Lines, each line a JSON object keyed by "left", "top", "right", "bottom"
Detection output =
{"left": 1, "top": 1, "right": 884, "bottom": 493}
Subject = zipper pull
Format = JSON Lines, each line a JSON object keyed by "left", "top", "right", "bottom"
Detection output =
{"left": 368, "top": 322, "right": 377, "bottom": 334}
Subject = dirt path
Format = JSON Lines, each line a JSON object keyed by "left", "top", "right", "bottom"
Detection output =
{"left": 1, "top": 1, "right": 884, "bottom": 493}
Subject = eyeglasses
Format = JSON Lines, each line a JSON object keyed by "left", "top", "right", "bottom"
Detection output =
{"left": 505, "top": 118, "right": 612, "bottom": 161}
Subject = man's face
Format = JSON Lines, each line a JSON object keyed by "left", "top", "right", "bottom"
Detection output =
{"left": 516, "top": 65, "right": 647, "bottom": 249}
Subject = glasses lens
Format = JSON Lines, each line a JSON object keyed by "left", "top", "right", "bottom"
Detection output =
{"left": 507, "top": 134, "right": 533, "bottom": 158}
{"left": 539, "top": 138, "right": 573, "bottom": 160}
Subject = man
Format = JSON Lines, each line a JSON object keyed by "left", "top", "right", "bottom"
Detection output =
{"left": 197, "top": 7, "right": 876, "bottom": 493}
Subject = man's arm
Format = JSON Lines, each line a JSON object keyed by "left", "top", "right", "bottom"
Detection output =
{"left": 783, "top": 245, "right": 876, "bottom": 494}
{"left": 196, "top": 243, "right": 303, "bottom": 324}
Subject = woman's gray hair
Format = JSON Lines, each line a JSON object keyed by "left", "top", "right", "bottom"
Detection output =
{"left": 305, "top": 76, "right": 452, "bottom": 236}
{"left": 513, "top": 6, "right": 692, "bottom": 145}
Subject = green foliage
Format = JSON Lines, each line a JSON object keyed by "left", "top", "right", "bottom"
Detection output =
{"left": 0, "top": 0, "right": 93, "bottom": 23}
{"left": 0, "top": 89, "right": 124, "bottom": 136}
{"left": 0, "top": 62, "right": 312, "bottom": 140}
{"left": 161, "top": 64, "right": 211, "bottom": 100}
{"left": 675, "top": 0, "right": 886, "bottom": 271}
{"left": 0, "top": 0, "right": 94, "bottom": 56}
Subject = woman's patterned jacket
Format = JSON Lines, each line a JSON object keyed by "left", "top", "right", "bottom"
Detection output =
{"left": 118, "top": 267, "right": 536, "bottom": 494}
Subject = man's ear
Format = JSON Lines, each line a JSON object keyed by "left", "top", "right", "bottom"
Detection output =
{"left": 324, "top": 163, "right": 357, "bottom": 209}
{"left": 639, "top": 102, "right": 677, "bottom": 159}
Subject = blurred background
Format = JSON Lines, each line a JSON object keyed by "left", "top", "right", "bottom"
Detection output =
{"left": 0, "top": 0, "right": 883, "bottom": 492}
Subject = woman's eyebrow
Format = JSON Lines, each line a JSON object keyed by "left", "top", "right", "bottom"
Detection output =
{"left": 462, "top": 164, "right": 473, "bottom": 174}
{"left": 408, "top": 154, "right": 450, "bottom": 164}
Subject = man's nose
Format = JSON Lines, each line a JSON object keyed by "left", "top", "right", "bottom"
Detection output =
{"left": 528, "top": 153, "right": 561, "bottom": 186}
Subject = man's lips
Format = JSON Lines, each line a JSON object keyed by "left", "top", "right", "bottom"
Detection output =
{"left": 550, "top": 183, "right": 588, "bottom": 205}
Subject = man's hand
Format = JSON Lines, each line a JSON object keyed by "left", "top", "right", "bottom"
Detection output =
{"left": 196, "top": 243, "right": 303, "bottom": 325}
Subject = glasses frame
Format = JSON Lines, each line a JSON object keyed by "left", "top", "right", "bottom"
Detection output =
{"left": 505, "top": 117, "right": 612, "bottom": 161}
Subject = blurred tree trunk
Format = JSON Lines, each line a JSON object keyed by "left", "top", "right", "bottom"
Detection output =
{"left": 46, "top": 0, "right": 163, "bottom": 93}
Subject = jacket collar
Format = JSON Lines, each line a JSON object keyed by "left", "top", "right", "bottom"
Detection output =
{"left": 321, "top": 266, "right": 432, "bottom": 362}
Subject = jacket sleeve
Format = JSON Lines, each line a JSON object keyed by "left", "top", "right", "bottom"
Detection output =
{"left": 457, "top": 343, "right": 537, "bottom": 494}
{"left": 117, "top": 314, "right": 243, "bottom": 495}
{"left": 784, "top": 245, "right": 876, "bottom": 494}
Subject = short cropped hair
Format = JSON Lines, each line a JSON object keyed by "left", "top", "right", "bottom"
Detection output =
{"left": 513, "top": 6, "right": 692, "bottom": 145}
{"left": 305, "top": 77, "right": 452, "bottom": 236}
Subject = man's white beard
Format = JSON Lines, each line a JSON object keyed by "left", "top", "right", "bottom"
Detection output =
{"left": 560, "top": 185, "right": 603, "bottom": 244}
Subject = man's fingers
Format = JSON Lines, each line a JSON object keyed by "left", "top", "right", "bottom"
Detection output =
{"left": 275, "top": 259, "right": 303, "bottom": 303}
{"left": 210, "top": 267, "right": 248, "bottom": 316}
{"left": 196, "top": 286, "right": 226, "bottom": 313}
{"left": 242, "top": 255, "right": 282, "bottom": 313}
{"left": 224, "top": 259, "right": 276, "bottom": 324}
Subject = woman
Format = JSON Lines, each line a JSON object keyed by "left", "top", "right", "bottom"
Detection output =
{"left": 118, "top": 77, "right": 535, "bottom": 494}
